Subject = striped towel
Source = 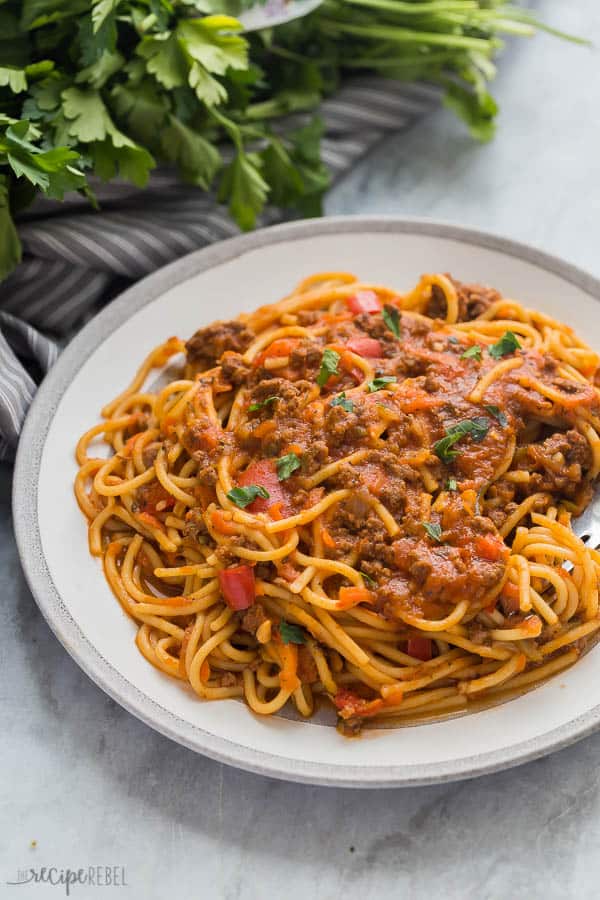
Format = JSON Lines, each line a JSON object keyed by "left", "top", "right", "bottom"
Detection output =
{"left": 0, "top": 78, "right": 439, "bottom": 461}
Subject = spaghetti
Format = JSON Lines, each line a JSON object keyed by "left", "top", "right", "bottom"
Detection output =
{"left": 75, "top": 271, "right": 600, "bottom": 733}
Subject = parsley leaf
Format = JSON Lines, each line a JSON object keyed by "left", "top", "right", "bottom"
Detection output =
{"left": 360, "top": 570, "right": 376, "bottom": 588}
{"left": 484, "top": 404, "right": 508, "bottom": 427}
{"left": 227, "top": 484, "right": 269, "bottom": 508}
{"left": 276, "top": 452, "right": 301, "bottom": 481}
{"left": 382, "top": 305, "right": 401, "bottom": 338}
{"left": 0, "top": 176, "right": 21, "bottom": 280}
{"left": 160, "top": 114, "right": 220, "bottom": 189}
{"left": 422, "top": 521, "right": 443, "bottom": 542}
{"left": 433, "top": 416, "right": 491, "bottom": 463}
{"left": 218, "top": 149, "right": 268, "bottom": 231}
{"left": 461, "top": 344, "right": 482, "bottom": 361}
{"left": 447, "top": 477, "right": 458, "bottom": 491}
{"left": 367, "top": 376, "right": 397, "bottom": 393}
{"left": 331, "top": 392, "right": 354, "bottom": 413}
{"left": 279, "top": 621, "right": 306, "bottom": 645}
{"left": 248, "top": 395, "right": 278, "bottom": 413}
{"left": 317, "top": 348, "right": 340, "bottom": 387}
{"left": 489, "top": 331, "right": 522, "bottom": 359}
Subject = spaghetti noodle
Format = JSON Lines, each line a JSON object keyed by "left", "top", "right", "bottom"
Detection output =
{"left": 75, "top": 271, "right": 600, "bottom": 733}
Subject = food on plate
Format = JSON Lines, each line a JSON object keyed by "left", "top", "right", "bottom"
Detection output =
{"left": 75, "top": 271, "right": 600, "bottom": 732}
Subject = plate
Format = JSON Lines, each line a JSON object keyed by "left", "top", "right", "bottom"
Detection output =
{"left": 13, "top": 217, "right": 600, "bottom": 787}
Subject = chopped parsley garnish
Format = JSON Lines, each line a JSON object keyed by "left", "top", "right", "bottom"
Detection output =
{"left": 279, "top": 621, "right": 307, "bottom": 644}
{"left": 433, "top": 417, "right": 491, "bottom": 463}
{"left": 360, "top": 570, "right": 376, "bottom": 588}
{"left": 316, "top": 348, "right": 340, "bottom": 387}
{"left": 382, "top": 305, "right": 401, "bottom": 338}
{"left": 227, "top": 485, "right": 270, "bottom": 508}
{"left": 488, "top": 331, "right": 521, "bottom": 359}
{"left": 248, "top": 395, "right": 278, "bottom": 412}
{"left": 422, "top": 522, "right": 443, "bottom": 542}
{"left": 461, "top": 345, "right": 482, "bottom": 361}
{"left": 447, "top": 477, "right": 458, "bottom": 491}
{"left": 367, "top": 376, "right": 397, "bottom": 393}
{"left": 276, "top": 453, "right": 301, "bottom": 481}
{"left": 484, "top": 404, "right": 508, "bottom": 427}
{"left": 331, "top": 392, "right": 354, "bottom": 413}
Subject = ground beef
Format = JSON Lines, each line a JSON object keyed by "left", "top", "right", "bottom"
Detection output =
{"left": 323, "top": 401, "right": 371, "bottom": 450}
{"left": 220, "top": 351, "right": 251, "bottom": 386}
{"left": 241, "top": 603, "right": 267, "bottom": 635}
{"left": 183, "top": 507, "right": 208, "bottom": 540}
{"left": 526, "top": 429, "right": 592, "bottom": 496}
{"left": 297, "top": 646, "right": 318, "bottom": 683}
{"left": 289, "top": 340, "right": 323, "bottom": 377}
{"left": 296, "top": 310, "right": 320, "bottom": 326}
{"left": 426, "top": 277, "right": 500, "bottom": 321}
{"left": 186, "top": 320, "right": 254, "bottom": 371}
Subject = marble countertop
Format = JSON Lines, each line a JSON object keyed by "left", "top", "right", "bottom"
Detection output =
{"left": 2, "top": 3, "right": 600, "bottom": 898}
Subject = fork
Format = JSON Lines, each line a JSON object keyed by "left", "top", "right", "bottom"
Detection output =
{"left": 573, "top": 499, "right": 600, "bottom": 556}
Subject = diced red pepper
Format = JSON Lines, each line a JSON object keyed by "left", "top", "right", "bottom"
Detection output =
{"left": 475, "top": 534, "right": 506, "bottom": 562}
{"left": 218, "top": 565, "right": 256, "bottom": 610}
{"left": 406, "top": 637, "right": 433, "bottom": 661}
{"left": 346, "top": 336, "right": 382, "bottom": 358}
{"left": 346, "top": 291, "right": 382, "bottom": 314}
{"left": 238, "top": 459, "right": 291, "bottom": 515}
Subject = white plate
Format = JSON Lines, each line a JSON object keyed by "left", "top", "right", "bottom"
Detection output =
{"left": 13, "top": 217, "right": 600, "bottom": 787}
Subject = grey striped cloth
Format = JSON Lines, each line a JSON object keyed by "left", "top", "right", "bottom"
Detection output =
{"left": 0, "top": 78, "right": 439, "bottom": 461}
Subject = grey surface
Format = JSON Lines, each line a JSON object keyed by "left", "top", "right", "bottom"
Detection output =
{"left": 2, "top": 0, "right": 600, "bottom": 896}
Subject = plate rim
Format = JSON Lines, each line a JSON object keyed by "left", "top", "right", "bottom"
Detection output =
{"left": 12, "top": 214, "right": 600, "bottom": 788}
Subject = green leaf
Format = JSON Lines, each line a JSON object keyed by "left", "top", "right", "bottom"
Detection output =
{"left": 261, "top": 135, "right": 304, "bottom": 208}
{"left": 138, "top": 33, "right": 188, "bottom": 90}
{"left": 382, "top": 304, "right": 401, "bottom": 338}
{"left": 276, "top": 452, "right": 301, "bottom": 481}
{"left": 62, "top": 86, "right": 111, "bottom": 142}
{"left": 248, "top": 395, "right": 278, "bottom": 413}
{"left": 76, "top": 50, "right": 124, "bottom": 89}
{"left": 218, "top": 149, "right": 268, "bottom": 231}
{"left": 21, "top": 0, "right": 86, "bottom": 30}
{"left": 0, "top": 67, "right": 27, "bottom": 93}
{"left": 433, "top": 416, "right": 491, "bottom": 463}
{"left": 188, "top": 61, "right": 227, "bottom": 106}
{"left": 61, "top": 87, "right": 155, "bottom": 186}
{"left": 279, "top": 621, "right": 306, "bottom": 645}
{"left": 330, "top": 392, "right": 354, "bottom": 413}
{"left": 461, "top": 344, "right": 482, "bottom": 361}
{"left": 78, "top": 3, "right": 118, "bottom": 65}
{"left": 178, "top": 16, "right": 247, "bottom": 77}
{"left": 422, "top": 521, "right": 442, "bottom": 543}
{"left": 227, "top": 484, "right": 269, "bottom": 508}
{"left": 443, "top": 83, "right": 498, "bottom": 142}
{"left": 92, "top": 0, "right": 119, "bottom": 33}
{"left": 161, "top": 114, "right": 220, "bottom": 189}
{"left": 367, "top": 376, "right": 397, "bottom": 393}
{"left": 484, "top": 404, "right": 508, "bottom": 427}
{"left": 0, "top": 175, "right": 22, "bottom": 281}
{"left": 447, "top": 477, "right": 458, "bottom": 492}
{"left": 112, "top": 81, "right": 169, "bottom": 147}
{"left": 488, "top": 331, "right": 521, "bottom": 359}
{"left": 91, "top": 139, "right": 154, "bottom": 186}
{"left": 287, "top": 116, "right": 329, "bottom": 216}
{"left": 316, "top": 348, "right": 340, "bottom": 387}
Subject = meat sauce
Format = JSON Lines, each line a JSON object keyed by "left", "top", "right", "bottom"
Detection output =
{"left": 180, "top": 277, "right": 598, "bottom": 625}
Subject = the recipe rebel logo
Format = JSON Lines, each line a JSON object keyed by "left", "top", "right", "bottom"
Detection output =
{"left": 6, "top": 865, "right": 128, "bottom": 895}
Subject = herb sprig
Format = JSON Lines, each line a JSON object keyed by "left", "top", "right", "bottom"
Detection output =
{"left": 0, "top": 3, "right": 575, "bottom": 281}
{"left": 433, "top": 417, "right": 491, "bottom": 463}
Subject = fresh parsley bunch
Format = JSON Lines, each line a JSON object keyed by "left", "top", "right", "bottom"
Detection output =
{"left": 0, "top": 1, "right": 574, "bottom": 281}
